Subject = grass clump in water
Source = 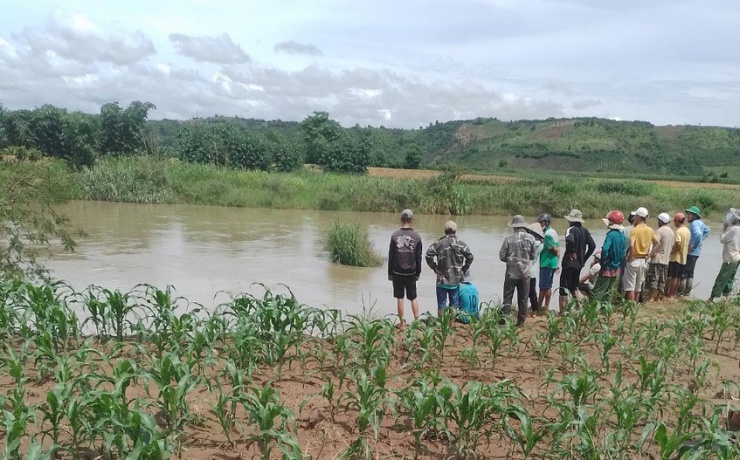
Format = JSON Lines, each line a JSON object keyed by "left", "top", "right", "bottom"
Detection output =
{"left": 325, "top": 221, "right": 382, "bottom": 267}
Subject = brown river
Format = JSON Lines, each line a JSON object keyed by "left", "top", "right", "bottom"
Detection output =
{"left": 46, "top": 201, "right": 725, "bottom": 317}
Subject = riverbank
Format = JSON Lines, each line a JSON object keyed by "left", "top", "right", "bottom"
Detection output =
{"left": 77, "top": 156, "right": 732, "bottom": 218}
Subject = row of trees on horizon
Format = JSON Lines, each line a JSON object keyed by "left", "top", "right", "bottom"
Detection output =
{"left": 0, "top": 102, "right": 424, "bottom": 173}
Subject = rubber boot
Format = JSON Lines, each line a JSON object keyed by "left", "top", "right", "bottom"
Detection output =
{"left": 684, "top": 278, "right": 694, "bottom": 297}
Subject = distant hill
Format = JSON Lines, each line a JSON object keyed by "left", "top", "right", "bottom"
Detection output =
{"left": 147, "top": 116, "right": 740, "bottom": 178}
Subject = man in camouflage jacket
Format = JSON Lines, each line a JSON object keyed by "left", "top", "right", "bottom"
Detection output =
{"left": 425, "top": 221, "right": 474, "bottom": 316}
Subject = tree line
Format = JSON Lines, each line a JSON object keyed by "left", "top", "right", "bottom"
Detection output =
{"left": 0, "top": 104, "right": 423, "bottom": 173}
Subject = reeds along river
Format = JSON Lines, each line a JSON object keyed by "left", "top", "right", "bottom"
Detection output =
{"left": 47, "top": 201, "right": 723, "bottom": 317}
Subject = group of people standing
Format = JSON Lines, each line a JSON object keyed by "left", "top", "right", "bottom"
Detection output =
{"left": 387, "top": 206, "right": 740, "bottom": 328}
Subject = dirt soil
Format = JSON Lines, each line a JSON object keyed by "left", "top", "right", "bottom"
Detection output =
{"left": 2, "top": 299, "right": 739, "bottom": 459}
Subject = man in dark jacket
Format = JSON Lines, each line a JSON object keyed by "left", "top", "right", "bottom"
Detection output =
{"left": 559, "top": 209, "right": 596, "bottom": 313}
{"left": 389, "top": 209, "right": 422, "bottom": 329}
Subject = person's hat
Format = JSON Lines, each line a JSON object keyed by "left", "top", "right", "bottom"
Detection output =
{"left": 732, "top": 208, "right": 740, "bottom": 221}
{"left": 525, "top": 222, "right": 544, "bottom": 239}
{"left": 508, "top": 215, "right": 528, "bottom": 228}
{"left": 657, "top": 212, "right": 671, "bottom": 224}
{"left": 537, "top": 213, "right": 552, "bottom": 223}
{"left": 444, "top": 220, "right": 457, "bottom": 232}
{"left": 633, "top": 207, "right": 649, "bottom": 219}
{"left": 564, "top": 209, "right": 585, "bottom": 223}
{"left": 673, "top": 212, "right": 686, "bottom": 224}
{"left": 400, "top": 209, "right": 414, "bottom": 219}
{"left": 602, "top": 210, "right": 625, "bottom": 230}
{"left": 685, "top": 206, "right": 702, "bottom": 218}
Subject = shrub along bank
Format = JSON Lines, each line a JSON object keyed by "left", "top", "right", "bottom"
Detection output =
{"left": 77, "top": 157, "right": 734, "bottom": 219}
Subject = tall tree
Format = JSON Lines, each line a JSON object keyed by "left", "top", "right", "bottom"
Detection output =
{"left": 100, "top": 101, "right": 156, "bottom": 156}
{"left": 300, "top": 111, "right": 341, "bottom": 164}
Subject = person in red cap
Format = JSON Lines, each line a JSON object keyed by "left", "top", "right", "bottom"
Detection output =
{"left": 592, "top": 211, "right": 628, "bottom": 301}
{"left": 666, "top": 212, "right": 690, "bottom": 298}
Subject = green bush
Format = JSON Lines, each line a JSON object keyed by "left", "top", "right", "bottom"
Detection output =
{"left": 324, "top": 221, "right": 382, "bottom": 267}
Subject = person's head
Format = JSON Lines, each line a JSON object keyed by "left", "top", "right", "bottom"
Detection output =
{"left": 627, "top": 211, "right": 636, "bottom": 225}
{"left": 657, "top": 212, "right": 671, "bottom": 227}
{"left": 537, "top": 213, "right": 552, "bottom": 229}
{"left": 508, "top": 215, "right": 528, "bottom": 232}
{"left": 726, "top": 208, "right": 740, "bottom": 226}
{"left": 525, "top": 222, "right": 544, "bottom": 240}
{"left": 685, "top": 206, "right": 701, "bottom": 222}
{"left": 632, "top": 206, "right": 648, "bottom": 224}
{"left": 564, "top": 209, "right": 584, "bottom": 227}
{"left": 400, "top": 209, "right": 414, "bottom": 226}
{"left": 602, "top": 210, "right": 625, "bottom": 231}
{"left": 673, "top": 212, "right": 686, "bottom": 227}
{"left": 444, "top": 220, "right": 457, "bottom": 235}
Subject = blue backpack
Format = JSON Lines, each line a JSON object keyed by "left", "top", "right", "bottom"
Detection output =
{"left": 457, "top": 282, "right": 480, "bottom": 324}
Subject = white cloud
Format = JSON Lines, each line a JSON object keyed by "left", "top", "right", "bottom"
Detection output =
{"left": 169, "top": 33, "right": 250, "bottom": 64}
{"left": 274, "top": 40, "right": 323, "bottom": 56}
{"left": 13, "top": 10, "right": 154, "bottom": 65}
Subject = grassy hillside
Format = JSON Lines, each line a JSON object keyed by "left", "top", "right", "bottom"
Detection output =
{"left": 147, "top": 116, "right": 740, "bottom": 178}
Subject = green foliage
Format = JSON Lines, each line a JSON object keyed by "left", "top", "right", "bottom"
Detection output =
{"left": 404, "top": 144, "right": 422, "bottom": 169}
{"left": 100, "top": 101, "right": 156, "bottom": 156}
{"left": 0, "top": 159, "right": 78, "bottom": 279}
{"left": 79, "top": 156, "right": 175, "bottom": 204}
{"left": 324, "top": 220, "right": 382, "bottom": 267}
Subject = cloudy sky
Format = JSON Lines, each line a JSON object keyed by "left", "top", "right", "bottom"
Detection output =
{"left": 0, "top": 0, "right": 738, "bottom": 128}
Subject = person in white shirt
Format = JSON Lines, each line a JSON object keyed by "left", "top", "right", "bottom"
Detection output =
{"left": 708, "top": 208, "right": 740, "bottom": 301}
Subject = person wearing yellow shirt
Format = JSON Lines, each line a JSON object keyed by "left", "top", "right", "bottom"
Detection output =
{"left": 666, "top": 212, "right": 690, "bottom": 298}
{"left": 624, "top": 207, "right": 661, "bottom": 302}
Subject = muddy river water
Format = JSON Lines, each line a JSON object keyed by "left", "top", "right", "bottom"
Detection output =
{"left": 46, "top": 201, "right": 725, "bottom": 318}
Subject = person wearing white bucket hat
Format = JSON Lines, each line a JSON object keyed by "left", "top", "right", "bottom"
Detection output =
{"left": 646, "top": 212, "right": 675, "bottom": 301}
{"left": 708, "top": 208, "right": 740, "bottom": 301}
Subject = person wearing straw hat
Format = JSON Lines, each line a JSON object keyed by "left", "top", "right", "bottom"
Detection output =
{"left": 388, "top": 209, "right": 423, "bottom": 329}
{"left": 559, "top": 209, "right": 596, "bottom": 312}
{"left": 708, "top": 208, "right": 740, "bottom": 301}
{"left": 666, "top": 212, "right": 690, "bottom": 298}
{"left": 680, "top": 205, "right": 710, "bottom": 296}
{"left": 524, "top": 222, "right": 545, "bottom": 315}
{"left": 646, "top": 213, "right": 675, "bottom": 302}
{"left": 499, "top": 215, "right": 536, "bottom": 326}
{"left": 592, "top": 210, "right": 628, "bottom": 302}
{"left": 426, "top": 220, "right": 474, "bottom": 317}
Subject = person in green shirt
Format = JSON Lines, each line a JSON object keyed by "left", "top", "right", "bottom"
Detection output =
{"left": 536, "top": 213, "right": 560, "bottom": 313}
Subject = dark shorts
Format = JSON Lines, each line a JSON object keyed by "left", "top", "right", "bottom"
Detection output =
{"left": 539, "top": 267, "right": 556, "bottom": 290}
{"left": 681, "top": 255, "right": 699, "bottom": 279}
{"left": 668, "top": 261, "right": 683, "bottom": 278}
{"left": 392, "top": 274, "right": 417, "bottom": 300}
{"left": 559, "top": 267, "right": 580, "bottom": 297}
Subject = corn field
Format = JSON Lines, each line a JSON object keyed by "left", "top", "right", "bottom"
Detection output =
{"left": 0, "top": 279, "right": 738, "bottom": 459}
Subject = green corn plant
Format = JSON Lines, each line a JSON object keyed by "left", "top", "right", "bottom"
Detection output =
{"left": 396, "top": 379, "right": 445, "bottom": 458}
{"left": 403, "top": 317, "right": 438, "bottom": 373}
{"left": 707, "top": 301, "right": 736, "bottom": 353}
{"left": 339, "top": 366, "right": 395, "bottom": 456}
{"left": 345, "top": 314, "right": 395, "bottom": 371}
{"left": 594, "top": 325, "right": 618, "bottom": 373}
{"left": 438, "top": 379, "right": 524, "bottom": 458}
{"left": 239, "top": 383, "right": 304, "bottom": 460}
{"left": 145, "top": 352, "right": 200, "bottom": 436}
{"left": 501, "top": 404, "right": 543, "bottom": 458}
{"left": 1, "top": 395, "right": 35, "bottom": 460}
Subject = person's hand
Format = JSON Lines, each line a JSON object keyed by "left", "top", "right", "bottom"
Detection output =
{"left": 388, "top": 275, "right": 393, "bottom": 281}
{"left": 415, "top": 275, "right": 420, "bottom": 281}
{"left": 555, "top": 268, "right": 561, "bottom": 274}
